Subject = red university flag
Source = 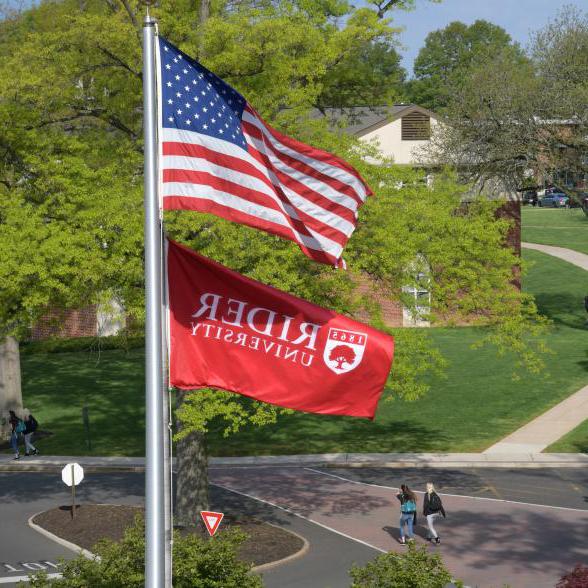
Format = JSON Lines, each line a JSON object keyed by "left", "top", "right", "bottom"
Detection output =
{"left": 166, "top": 239, "right": 394, "bottom": 419}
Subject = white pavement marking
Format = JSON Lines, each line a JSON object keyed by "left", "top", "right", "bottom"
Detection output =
{"left": 522, "top": 241, "right": 588, "bottom": 271}
{"left": 303, "top": 467, "right": 588, "bottom": 513}
{"left": 211, "top": 482, "right": 385, "bottom": 553}
{"left": 0, "top": 574, "right": 61, "bottom": 584}
{"left": 483, "top": 384, "right": 588, "bottom": 455}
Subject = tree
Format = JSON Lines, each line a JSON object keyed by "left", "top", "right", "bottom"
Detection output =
{"left": 407, "top": 20, "right": 527, "bottom": 111}
{"left": 0, "top": 0, "right": 548, "bottom": 528}
{"left": 424, "top": 7, "right": 588, "bottom": 199}
{"left": 329, "top": 344, "right": 356, "bottom": 369}
{"left": 316, "top": 40, "right": 406, "bottom": 110}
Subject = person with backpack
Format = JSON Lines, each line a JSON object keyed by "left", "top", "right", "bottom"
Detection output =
{"left": 22, "top": 409, "right": 39, "bottom": 457}
{"left": 396, "top": 484, "right": 417, "bottom": 544}
{"left": 8, "top": 410, "right": 25, "bottom": 460}
{"left": 423, "top": 482, "right": 446, "bottom": 544}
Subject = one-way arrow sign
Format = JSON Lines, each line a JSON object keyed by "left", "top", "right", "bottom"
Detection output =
{"left": 200, "top": 511, "right": 224, "bottom": 536}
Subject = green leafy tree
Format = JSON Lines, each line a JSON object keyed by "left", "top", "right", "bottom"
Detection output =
{"left": 426, "top": 7, "right": 588, "bottom": 200}
{"left": 316, "top": 40, "right": 406, "bottom": 109}
{"left": 407, "top": 19, "right": 527, "bottom": 111}
{"left": 0, "top": 0, "right": 548, "bottom": 529}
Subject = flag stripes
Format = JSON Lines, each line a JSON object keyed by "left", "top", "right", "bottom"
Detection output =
{"left": 158, "top": 37, "right": 372, "bottom": 266}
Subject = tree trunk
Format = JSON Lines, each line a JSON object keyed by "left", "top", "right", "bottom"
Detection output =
{"left": 199, "top": 0, "right": 210, "bottom": 26}
{"left": 174, "top": 392, "right": 209, "bottom": 528}
{"left": 0, "top": 337, "right": 23, "bottom": 439}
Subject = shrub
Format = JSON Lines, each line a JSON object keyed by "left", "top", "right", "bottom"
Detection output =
{"left": 349, "top": 543, "right": 461, "bottom": 588}
{"left": 23, "top": 517, "right": 263, "bottom": 587}
{"left": 557, "top": 564, "right": 588, "bottom": 588}
{"left": 20, "top": 334, "right": 144, "bottom": 355}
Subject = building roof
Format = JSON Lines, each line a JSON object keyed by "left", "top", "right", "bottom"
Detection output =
{"left": 309, "top": 104, "right": 439, "bottom": 136}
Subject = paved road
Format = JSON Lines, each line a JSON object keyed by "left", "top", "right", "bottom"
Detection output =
{"left": 0, "top": 471, "right": 377, "bottom": 588}
{"left": 2, "top": 467, "right": 587, "bottom": 587}
{"left": 210, "top": 466, "right": 588, "bottom": 588}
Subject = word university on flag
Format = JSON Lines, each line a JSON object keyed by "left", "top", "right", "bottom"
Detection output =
{"left": 167, "top": 240, "right": 394, "bottom": 419}
{"left": 157, "top": 37, "right": 372, "bottom": 267}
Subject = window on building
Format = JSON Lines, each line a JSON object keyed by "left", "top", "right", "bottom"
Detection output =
{"left": 401, "top": 112, "right": 431, "bottom": 141}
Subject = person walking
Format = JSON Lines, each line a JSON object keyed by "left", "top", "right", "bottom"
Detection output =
{"left": 22, "top": 409, "right": 39, "bottom": 457}
{"left": 8, "top": 410, "right": 25, "bottom": 460}
{"left": 397, "top": 484, "right": 417, "bottom": 545}
{"left": 423, "top": 482, "right": 446, "bottom": 544}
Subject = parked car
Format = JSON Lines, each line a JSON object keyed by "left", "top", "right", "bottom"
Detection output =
{"left": 539, "top": 192, "right": 569, "bottom": 207}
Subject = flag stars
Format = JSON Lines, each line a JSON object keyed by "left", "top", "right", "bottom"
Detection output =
{"left": 173, "top": 58, "right": 178, "bottom": 63}
{"left": 167, "top": 99, "right": 173, "bottom": 105}
{"left": 175, "top": 75, "right": 180, "bottom": 80}
{"left": 185, "top": 102, "right": 191, "bottom": 109}
{"left": 183, "top": 69, "right": 188, "bottom": 74}
{"left": 165, "top": 64, "right": 171, "bottom": 70}
{"left": 177, "top": 109, "right": 182, "bottom": 115}
{"left": 166, "top": 82, "right": 172, "bottom": 87}
{"left": 184, "top": 86, "right": 190, "bottom": 92}
{"left": 203, "top": 124, "right": 208, "bottom": 129}
{"left": 185, "top": 119, "right": 191, "bottom": 125}
{"left": 176, "top": 92, "right": 182, "bottom": 98}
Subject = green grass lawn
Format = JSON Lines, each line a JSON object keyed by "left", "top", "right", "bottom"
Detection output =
{"left": 545, "top": 420, "right": 588, "bottom": 453}
{"left": 10, "top": 250, "right": 587, "bottom": 457}
{"left": 522, "top": 207, "right": 588, "bottom": 254}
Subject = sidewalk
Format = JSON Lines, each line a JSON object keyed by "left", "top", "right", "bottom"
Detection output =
{"left": 522, "top": 241, "right": 588, "bottom": 271}
{"left": 1, "top": 451, "right": 587, "bottom": 472}
{"left": 484, "top": 384, "right": 588, "bottom": 454}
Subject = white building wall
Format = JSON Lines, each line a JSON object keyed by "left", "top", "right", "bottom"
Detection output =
{"left": 360, "top": 117, "right": 440, "bottom": 165}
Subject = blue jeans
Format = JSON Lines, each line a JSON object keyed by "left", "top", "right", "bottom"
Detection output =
{"left": 10, "top": 432, "right": 19, "bottom": 455}
{"left": 399, "top": 512, "right": 414, "bottom": 539}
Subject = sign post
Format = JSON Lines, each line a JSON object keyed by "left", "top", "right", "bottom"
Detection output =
{"left": 61, "top": 463, "right": 84, "bottom": 519}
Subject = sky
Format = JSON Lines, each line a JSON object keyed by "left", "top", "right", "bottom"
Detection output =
{"left": 379, "top": 0, "right": 586, "bottom": 76}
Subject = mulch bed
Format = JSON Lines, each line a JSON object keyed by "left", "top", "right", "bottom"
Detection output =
{"left": 33, "top": 505, "right": 304, "bottom": 567}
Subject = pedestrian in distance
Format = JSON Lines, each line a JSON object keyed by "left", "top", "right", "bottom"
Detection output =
{"left": 8, "top": 409, "right": 25, "bottom": 460}
{"left": 397, "top": 484, "right": 417, "bottom": 545}
{"left": 423, "top": 482, "right": 446, "bottom": 544}
{"left": 22, "top": 409, "right": 39, "bottom": 457}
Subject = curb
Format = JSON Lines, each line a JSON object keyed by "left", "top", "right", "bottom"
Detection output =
{"left": 3, "top": 452, "right": 587, "bottom": 472}
{"left": 27, "top": 509, "right": 308, "bottom": 576}
{"left": 250, "top": 522, "right": 310, "bottom": 573}
{"left": 28, "top": 511, "right": 96, "bottom": 560}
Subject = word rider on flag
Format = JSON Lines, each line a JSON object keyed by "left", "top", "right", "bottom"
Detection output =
{"left": 157, "top": 37, "right": 372, "bottom": 267}
{"left": 167, "top": 239, "right": 394, "bottom": 419}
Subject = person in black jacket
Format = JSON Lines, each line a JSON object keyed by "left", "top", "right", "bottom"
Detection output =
{"left": 423, "top": 482, "right": 446, "bottom": 544}
{"left": 22, "top": 409, "right": 39, "bottom": 457}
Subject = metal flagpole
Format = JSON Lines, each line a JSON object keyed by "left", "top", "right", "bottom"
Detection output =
{"left": 143, "top": 12, "right": 165, "bottom": 588}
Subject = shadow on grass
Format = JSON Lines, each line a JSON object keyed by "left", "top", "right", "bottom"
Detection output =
{"left": 20, "top": 349, "right": 145, "bottom": 456}
{"left": 532, "top": 292, "right": 588, "bottom": 330}
{"left": 207, "top": 415, "right": 450, "bottom": 456}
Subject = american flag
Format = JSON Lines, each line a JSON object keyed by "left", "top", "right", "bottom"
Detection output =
{"left": 157, "top": 37, "right": 372, "bottom": 266}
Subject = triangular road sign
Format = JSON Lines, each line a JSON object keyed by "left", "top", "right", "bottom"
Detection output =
{"left": 200, "top": 510, "right": 224, "bottom": 536}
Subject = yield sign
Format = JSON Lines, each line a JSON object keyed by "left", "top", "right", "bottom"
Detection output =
{"left": 200, "top": 511, "right": 224, "bottom": 536}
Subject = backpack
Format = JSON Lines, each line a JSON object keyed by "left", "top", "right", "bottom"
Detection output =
{"left": 429, "top": 493, "right": 442, "bottom": 512}
{"left": 15, "top": 419, "right": 25, "bottom": 434}
{"left": 401, "top": 498, "right": 416, "bottom": 513}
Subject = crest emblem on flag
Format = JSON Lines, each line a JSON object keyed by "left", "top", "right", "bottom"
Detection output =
{"left": 323, "top": 328, "right": 368, "bottom": 375}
